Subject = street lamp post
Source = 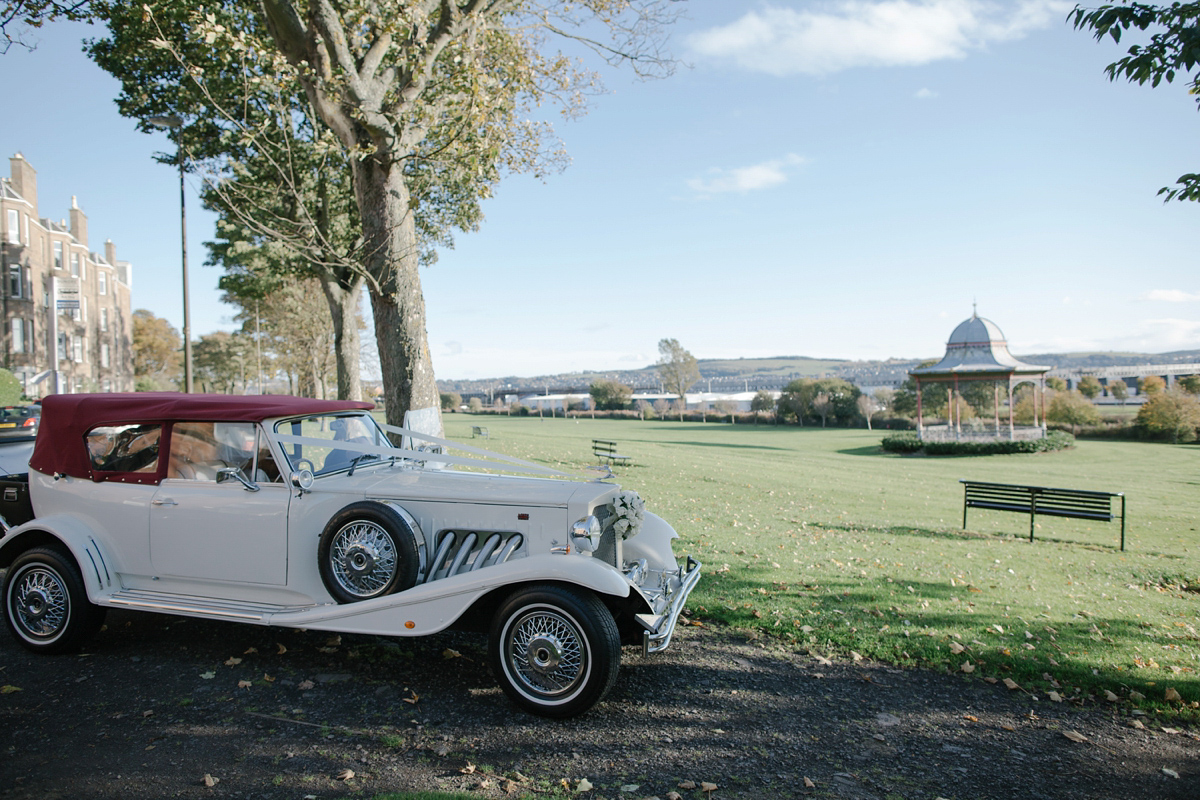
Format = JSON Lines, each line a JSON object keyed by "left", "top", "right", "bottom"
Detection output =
{"left": 147, "top": 115, "right": 193, "bottom": 393}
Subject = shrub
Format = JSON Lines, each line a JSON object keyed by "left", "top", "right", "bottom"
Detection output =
{"left": 882, "top": 430, "right": 1075, "bottom": 455}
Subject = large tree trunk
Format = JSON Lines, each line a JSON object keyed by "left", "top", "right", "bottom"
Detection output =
{"left": 354, "top": 156, "right": 442, "bottom": 436}
{"left": 319, "top": 274, "right": 364, "bottom": 401}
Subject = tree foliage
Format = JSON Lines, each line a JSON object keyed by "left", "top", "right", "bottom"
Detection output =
{"left": 777, "top": 378, "right": 860, "bottom": 426}
{"left": 589, "top": 379, "right": 632, "bottom": 411}
{"left": 1077, "top": 374, "right": 1104, "bottom": 399}
{"left": 85, "top": 0, "right": 679, "bottom": 431}
{"left": 1176, "top": 374, "right": 1200, "bottom": 393}
{"left": 0, "top": 368, "right": 22, "bottom": 404}
{"left": 1136, "top": 388, "right": 1200, "bottom": 442}
{"left": 1072, "top": 2, "right": 1200, "bottom": 201}
{"left": 192, "top": 330, "right": 253, "bottom": 394}
{"left": 1108, "top": 378, "right": 1130, "bottom": 403}
{"left": 1047, "top": 389, "right": 1101, "bottom": 433}
{"left": 132, "top": 308, "right": 182, "bottom": 390}
{"left": 1139, "top": 374, "right": 1166, "bottom": 394}
{"left": 656, "top": 338, "right": 699, "bottom": 419}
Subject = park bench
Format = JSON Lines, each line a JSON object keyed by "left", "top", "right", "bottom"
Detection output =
{"left": 471, "top": 426, "right": 489, "bottom": 439}
{"left": 592, "top": 439, "right": 631, "bottom": 466}
{"left": 961, "top": 480, "right": 1126, "bottom": 551}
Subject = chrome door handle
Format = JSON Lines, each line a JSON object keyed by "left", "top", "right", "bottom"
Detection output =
{"left": 152, "top": 498, "right": 177, "bottom": 506}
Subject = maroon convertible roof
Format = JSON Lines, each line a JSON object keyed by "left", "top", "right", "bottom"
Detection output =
{"left": 31, "top": 393, "right": 374, "bottom": 481}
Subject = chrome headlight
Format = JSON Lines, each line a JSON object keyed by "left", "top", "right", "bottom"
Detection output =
{"left": 570, "top": 515, "right": 602, "bottom": 554}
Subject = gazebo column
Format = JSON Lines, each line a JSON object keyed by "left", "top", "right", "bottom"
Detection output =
{"left": 1040, "top": 374, "right": 1047, "bottom": 437}
{"left": 1008, "top": 376, "right": 1015, "bottom": 441}
{"left": 993, "top": 382, "right": 1000, "bottom": 435}
{"left": 953, "top": 375, "right": 961, "bottom": 439}
{"left": 916, "top": 377, "right": 924, "bottom": 439}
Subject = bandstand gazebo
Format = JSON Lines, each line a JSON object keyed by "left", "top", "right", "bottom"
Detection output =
{"left": 910, "top": 312, "right": 1051, "bottom": 441}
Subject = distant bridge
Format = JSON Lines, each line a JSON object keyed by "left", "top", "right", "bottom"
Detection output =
{"left": 1048, "top": 363, "right": 1200, "bottom": 393}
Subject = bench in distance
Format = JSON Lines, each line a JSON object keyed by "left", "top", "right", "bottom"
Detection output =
{"left": 961, "top": 480, "right": 1127, "bottom": 550}
{"left": 592, "top": 439, "right": 631, "bottom": 466}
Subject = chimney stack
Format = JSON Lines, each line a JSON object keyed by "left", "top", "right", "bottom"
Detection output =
{"left": 8, "top": 152, "right": 38, "bottom": 214}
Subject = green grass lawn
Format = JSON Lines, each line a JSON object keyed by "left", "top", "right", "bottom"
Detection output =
{"left": 441, "top": 413, "right": 1199, "bottom": 715}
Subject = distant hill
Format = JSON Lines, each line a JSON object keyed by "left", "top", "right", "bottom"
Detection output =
{"left": 438, "top": 351, "right": 1200, "bottom": 395}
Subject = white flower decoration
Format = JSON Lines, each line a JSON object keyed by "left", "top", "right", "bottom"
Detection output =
{"left": 606, "top": 490, "right": 645, "bottom": 540}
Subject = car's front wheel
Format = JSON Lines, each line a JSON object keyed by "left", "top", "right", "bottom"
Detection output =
{"left": 3, "top": 546, "right": 106, "bottom": 654}
{"left": 488, "top": 585, "right": 620, "bottom": 718}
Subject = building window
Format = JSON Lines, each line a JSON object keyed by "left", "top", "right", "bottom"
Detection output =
{"left": 70, "top": 252, "right": 79, "bottom": 277}
{"left": 5, "top": 210, "right": 18, "bottom": 245}
{"left": 98, "top": 272, "right": 107, "bottom": 295}
{"left": 73, "top": 334, "right": 83, "bottom": 363}
{"left": 53, "top": 241, "right": 63, "bottom": 269}
{"left": 10, "top": 319, "right": 24, "bottom": 353}
{"left": 8, "top": 262, "right": 20, "bottom": 298}
{"left": 100, "top": 307, "right": 108, "bottom": 332}
{"left": 57, "top": 332, "right": 67, "bottom": 362}
{"left": 101, "top": 342, "right": 110, "bottom": 368}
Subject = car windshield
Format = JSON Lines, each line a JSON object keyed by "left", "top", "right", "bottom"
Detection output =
{"left": 274, "top": 412, "right": 394, "bottom": 476}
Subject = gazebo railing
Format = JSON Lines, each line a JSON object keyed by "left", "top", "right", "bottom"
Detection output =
{"left": 919, "top": 424, "right": 1046, "bottom": 442}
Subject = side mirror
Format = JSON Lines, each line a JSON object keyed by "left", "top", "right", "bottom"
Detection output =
{"left": 217, "top": 467, "right": 261, "bottom": 492}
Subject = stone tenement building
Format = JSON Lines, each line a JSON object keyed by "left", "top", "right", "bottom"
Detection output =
{"left": 0, "top": 153, "right": 134, "bottom": 396}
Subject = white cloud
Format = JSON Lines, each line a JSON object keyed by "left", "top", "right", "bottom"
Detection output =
{"left": 914, "top": 87, "right": 939, "bottom": 99}
{"left": 687, "top": 0, "right": 1072, "bottom": 76}
{"left": 1144, "top": 289, "right": 1200, "bottom": 303}
{"left": 688, "top": 153, "right": 807, "bottom": 195}
{"left": 1137, "top": 318, "right": 1200, "bottom": 350}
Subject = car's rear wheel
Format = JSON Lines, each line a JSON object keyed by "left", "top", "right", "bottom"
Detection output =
{"left": 318, "top": 502, "right": 421, "bottom": 603}
{"left": 3, "top": 546, "right": 106, "bottom": 654}
{"left": 489, "top": 585, "right": 620, "bottom": 718}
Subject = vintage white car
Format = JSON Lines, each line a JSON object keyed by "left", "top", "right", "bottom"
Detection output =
{"left": 0, "top": 393, "right": 700, "bottom": 717}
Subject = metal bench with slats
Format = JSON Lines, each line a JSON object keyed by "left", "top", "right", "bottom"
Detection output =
{"left": 961, "top": 480, "right": 1126, "bottom": 550}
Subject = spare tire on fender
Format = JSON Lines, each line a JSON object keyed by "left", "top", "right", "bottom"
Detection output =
{"left": 318, "top": 501, "right": 421, "bottom": 603}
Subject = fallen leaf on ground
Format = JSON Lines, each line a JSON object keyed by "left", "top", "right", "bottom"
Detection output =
{"left": 199, "top": 672, "right": 215, "bottom": 680}
{"left": 850, "top": 651, "right": 863, "bottom": 662}
{"left": 337, "top": 768, "right": 355, "bottom": 781}
{"left": 443, "top": 648, "right": 462, "bottom": 659}
{"left": 1001, "top": 724, "right": 1015, "bottom": 731}
{"left": 679, "top": 780, "right": 696, "bottom": 789}
{"left": 403, "top": 690, "right": 419, "bottom": 704}
{"left": 1003, "top": 678, "right": 1020, "bottom": 691}
{"left": 1129, "top": 719, "right": 1146, "bottom": 730}
{"left": 276, "top": 643, "right": 287, "bottom": 655}
{"left": 666, "top": 792, "right": 683, "bottom": 800}
{"left": 813, "top": 654, "right": 832, "bottom": 666}
{"left": 224, "top": 657, "right": 242, "bottom": 666}
{"left": 0, "top": 685, "right": 21, "bottom": 694}
{"left": 1164, "top": 687, "right": 1182, "bottom": 702}
{"left": 620, "top": 784, "right": 640, "bottom": 792}
{"left": 1161, "top": 727, "right": 1181, "bottom": 735}
{"left": 203, "top": 774, "right": 219, "bottom": 787}
{"left": 804, "top": 776, "right": 815, "bottom": 788}
{"left": 1104, "top": 690, "right": 1118, "bottom": 702}
{"left": 460, "top": 762, "right": 476, "bottom": 774}
{"left": 237, "top": 680, "right": 252, "bottom": 689}
{"left": 992, "top": 624, "right": 1004, "bottom": 634}
{"left": 298, "top": 680, "right": 314, "bottom": 690}
{"left": 576, "top": 777, "right": 593, "bottom": 792}
{"left": 1062, "top": 730, "right": 1088, "bottom": 743}
{"left": 701, "top": 781, "right": 718, "bottom": 793}
{"left": 1048, "top": 691, "right": 1063, "bottom": 703}
{"left": 1129, "top": 691, "right": 1145, "bottom": 701}
{"left": 960, "top": 661, "right": 975, "bottom": 674}
{"left": 1162, "top": 768, "right": 1179, "bottom": 779}
{"left": 949, "top": 642, "right": 965, "bottom": 655}
{"left": 963, "top": 714, "right": 979, "bottom": 722}
{"left": 263, "top": 673, "right": 274, "bottom": 682}
{"left": 325, "top": 635, "right": 342, "bottom": 647}
{"left": 243, "top": 646, "right": 258, "bottom": 654}
{"left": 142, "top": 710, "right": 153, "bottom": 717}
{"left": 984, "top": 677, "right": 998, "bottom": 684}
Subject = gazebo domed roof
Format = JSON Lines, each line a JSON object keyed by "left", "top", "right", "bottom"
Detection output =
{"left": 911, "top": 312, "right": 1050, "bottom": 379}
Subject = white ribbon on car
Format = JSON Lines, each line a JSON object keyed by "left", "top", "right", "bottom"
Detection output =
{"left": 271, "top": 423, "right": 573, "bottom": 479}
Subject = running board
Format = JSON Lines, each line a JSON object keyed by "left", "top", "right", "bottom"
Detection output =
{"left": 105, "top": 589, "right": 317, "bottom": 621}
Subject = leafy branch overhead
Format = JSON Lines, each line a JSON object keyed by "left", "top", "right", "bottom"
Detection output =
{"left": 1072, "top": 2, "right": 1200, "bottom": 201}
{"left": 84, "top": 0, "right": 679, "bottom": 422}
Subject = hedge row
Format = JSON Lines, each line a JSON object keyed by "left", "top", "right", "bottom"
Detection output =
{"left": 881, "top": 430, "right": 1076, "bottom": 456}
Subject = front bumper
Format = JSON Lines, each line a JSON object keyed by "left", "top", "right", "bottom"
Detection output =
{"left": 638, "top": 555, "right": 702, "bottom": 655}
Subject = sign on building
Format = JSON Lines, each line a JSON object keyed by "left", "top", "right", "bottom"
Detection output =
{"left": 57, "top": 278, "right": 80, "bottom": 310}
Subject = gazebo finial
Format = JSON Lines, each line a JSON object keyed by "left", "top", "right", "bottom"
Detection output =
{"left": 972, "top": 298, "right": 977, "bottom": 319}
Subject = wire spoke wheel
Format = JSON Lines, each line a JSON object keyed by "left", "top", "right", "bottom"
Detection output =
{"left": 317, "top": 502, "right": 421, "bottom": 604}
{"left": 3, "top": 547, "right": 105, "bottom": 654}
{"left": 506, "top": 607, "right": 588, "bottom": 698}
{"left": 490, "top": 585, "right": 620, "bottom": 718}
{"left": 329, "top": 521, "right": 398, "bottom": 597}
{"left": 10, "top": 564, "right": 69, "bottom": 640}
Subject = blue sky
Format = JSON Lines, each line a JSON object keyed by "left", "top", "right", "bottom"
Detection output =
{"left": 4, "top": 1, "right": 1197, "bottom": 381}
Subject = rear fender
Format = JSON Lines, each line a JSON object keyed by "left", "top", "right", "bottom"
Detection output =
{"left": 0, "top": 514, "right": 115, "bottom": 599}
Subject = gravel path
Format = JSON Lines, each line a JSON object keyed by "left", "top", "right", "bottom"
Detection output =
{"left": 1, "top": 609, "right": 1197, "bottom": 800}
